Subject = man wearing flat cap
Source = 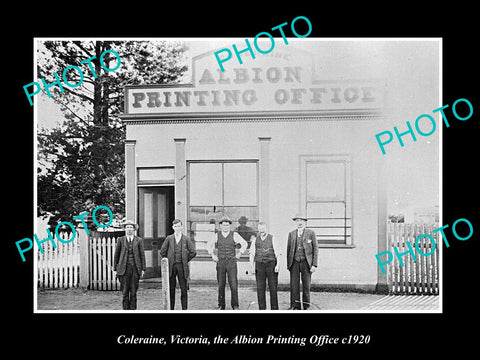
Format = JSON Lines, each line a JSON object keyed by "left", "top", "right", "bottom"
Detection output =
{"left": 207, "top": 216, "right": 247, "bottom": 310}
{"left": 287, "top": 214, "right": 318, "bottom": 310}
{"left": 113, "top": 220, "right": 146, "bottom": 310}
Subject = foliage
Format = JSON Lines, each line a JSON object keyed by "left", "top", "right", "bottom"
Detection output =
{"left": 37, "top": 40, "right": 187, "bottom": 226}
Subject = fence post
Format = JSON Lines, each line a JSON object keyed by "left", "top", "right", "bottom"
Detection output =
{"left": 161, "top": 257, "right": 170, "bottom": 310}
{"left": 376, "top": 155, "right": 389, "bottom": 294}
{"left": 76, "top": 216, "right": 92, "bottom": 289}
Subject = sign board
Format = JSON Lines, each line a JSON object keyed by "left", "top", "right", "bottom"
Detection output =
{"left": 124, "top": 45, "right": 384, "bottom": 116}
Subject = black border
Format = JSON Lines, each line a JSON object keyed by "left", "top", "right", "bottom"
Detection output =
{"left": 8, "top": 6, "right": 478, "bottom": 355}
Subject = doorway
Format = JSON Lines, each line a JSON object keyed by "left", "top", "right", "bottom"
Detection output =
{"left": 138, "top": 186, "right": 175, "bottom": 278}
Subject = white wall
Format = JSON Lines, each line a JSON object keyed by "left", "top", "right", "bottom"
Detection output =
{"left": 128, "top": 117, "right": 382, "bottom": 286}
{"left": 123, "top": 39, "right": 440, "bottom": 288}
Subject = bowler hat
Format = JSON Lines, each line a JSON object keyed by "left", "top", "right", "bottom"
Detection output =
{"left": 219, "top": 216, "right": 232, "bottom": 224}
{"left": 122, "top": 220, "right": 139, "bottom": 230}
{"left": 238, "top": 216, "right": 248, "bottom": 223}
{"left": 292, "top": 213, "right": 308, "bottom": 221}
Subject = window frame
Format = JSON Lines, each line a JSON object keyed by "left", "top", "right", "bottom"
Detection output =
{"left": 299, "top": 154, "right": 354, "bottom": 248}
{"left": 187, "top": 159, "right": 260, "bottom": 255}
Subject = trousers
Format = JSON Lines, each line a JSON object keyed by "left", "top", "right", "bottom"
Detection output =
{"left": 216, "top": 257, "right": 238, "bottom": 309}
{"left": 118, "top": 263, "right": 140, "bottom": 310}
{"left": 289, "top": 259, "right": 311, "bottom": 310}
{"left": 255, "top": 260, "right": 278, "bottom": 310}
{"left": 170, "top": 262, "right": 188, "bottom": 310}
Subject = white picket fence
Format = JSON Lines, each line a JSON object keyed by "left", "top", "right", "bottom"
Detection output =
{"left": 387, "top": 223, "right": 440, "bottom": 294}
{"left": 37, "top": 231, "right": 123, "bottom": 290}
{"left": 89, "top": 235, "right": 121, "bottom": 290}
{"left": 37, "top": 232, "right": 80, "bottom": 288}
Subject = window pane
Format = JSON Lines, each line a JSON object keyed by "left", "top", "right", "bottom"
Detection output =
{"left": 157, "top": 193, "right": 166, "bottom": 237}
{"left": 225, "top": 207, "right": 258, "bottom": 248}
{"left": 189, "top": 163, "right": 222, "bottom": 206}
{"left": 144, "top": 193, "right": 153, "bottom": 238}
{"left": 307, "top": 217, "right": 351, "bottom": 228}
{"left": 307, "top": 162, "right": 345, "bottom": 201}
{"left": 191, "top": 222, "right": 217, "bottom": 252}
{"left": 306, "top": 202, "right": 345, "bottom": 218}
{"left": 189, "top": 206, "right": 223, "bottom": 222}
{"left": 223, "top": 206, "right": 259, "bottom": 224}
{"left": 302, "top": 156, "right": 352, "bottom": 245}
{"left": 224, "top": 162, "right": 257, "bottom": 206}
{"left": 306, "top": 202, "right": 350, "bottom": 244}
{"left": 138, "top": 167, "right": 174, "bottom": 182}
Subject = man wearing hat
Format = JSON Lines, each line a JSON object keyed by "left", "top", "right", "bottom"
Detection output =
{"left": 113, "top": 220, "right": 146, "bottom": 310}
{"left": 207, "top": 216, "right": 247, "bottom": 310}
{"left": 235, "top": 216, "right": 257, "bottom": 244}
{"left": 286, "top": 214, "right": 318, "bottom": 310}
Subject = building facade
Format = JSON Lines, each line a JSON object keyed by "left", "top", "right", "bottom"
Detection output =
{"left": 119, "top": 40, "right": 388, "bottom": 292}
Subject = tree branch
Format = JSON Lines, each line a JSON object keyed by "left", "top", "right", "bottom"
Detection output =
{"left": 51, "top": 95, "right": 91, "bottom": 127}
{"left": 99, "top": 166, "right": 123, "bottom": 196}
{"left": 61, "top": 86, "right": 94, "bottom": 103}
{"left": 72, "top": 41, "right": 94, "bottom": 59}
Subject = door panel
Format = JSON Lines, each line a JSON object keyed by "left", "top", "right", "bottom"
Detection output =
{"left": 138, "top": 186, "right": 174, "bottom": 278}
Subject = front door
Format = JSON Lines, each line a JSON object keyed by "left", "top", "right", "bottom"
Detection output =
{"left": 138, "top": 186, "right": 175, "bottom": 278}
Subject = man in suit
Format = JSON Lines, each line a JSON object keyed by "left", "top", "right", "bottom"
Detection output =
{"left": 287, "top": 214, "right": 318, "bottom": 310}
{"left": 113, "top": 220, "right": 146, "bottom": 310}
{"left": 160, "top": 219, "right": 197, "bottom": 310}
{"left": 207, "top": 216, "right": 247, "bottom": 310}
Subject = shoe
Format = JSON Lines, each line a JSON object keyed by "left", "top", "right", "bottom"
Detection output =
{"left": 216, "top": 306, "right": 225, "bottom": 310}
{"left": 287, "top": 307, "right": 300, "bottom": 310}
{"left": 232, "top": 306, "right": 240, "bottom": 310}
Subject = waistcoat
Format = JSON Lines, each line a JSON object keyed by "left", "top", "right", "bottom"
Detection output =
{"left": 126, "top": 238, "right": 136, "bottom": 266}
{"left": 174, "top": 237, "right": 183, "bottom": 263}
{"left": 254, "top": 234, "right": 275, "bottom": 262}
{"left": 294, "top": 232, "right": 306, "bottom": 261}
{"left": 217, "top": 232, "right": 236, "bottom": 259}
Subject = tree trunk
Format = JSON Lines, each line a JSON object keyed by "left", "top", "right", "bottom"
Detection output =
{"left": 93, "top": 41, "right": 103, "bottom": 125}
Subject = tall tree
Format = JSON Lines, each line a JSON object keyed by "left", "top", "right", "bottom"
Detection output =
{"left": 37, "top": 40, "right": 187, "bottom": 226}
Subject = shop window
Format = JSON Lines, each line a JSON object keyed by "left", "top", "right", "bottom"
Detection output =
{"left": 300, "top": 155, "right": 352, "bottom": 246}
{"left": 188, "top": 161, "right": 259, "bottom": 253}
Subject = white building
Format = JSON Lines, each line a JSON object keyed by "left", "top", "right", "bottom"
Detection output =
{"left": 119, "top": 39, "right": 440, "bottom": 293}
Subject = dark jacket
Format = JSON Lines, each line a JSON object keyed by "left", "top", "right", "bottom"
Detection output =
{"left": 287, "top": 228, "right": 319, "bottom": 270}
{"left": 113, "top": 235, "right": 146, "bottom": 276}
{"left": 160, "top": 233, "right": 197, "bottom": 279}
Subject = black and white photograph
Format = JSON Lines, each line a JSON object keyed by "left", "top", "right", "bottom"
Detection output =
{"left": 7, "top": 7, "right": 478, "bottom": 356}
{"left": 33, "top": 37, "right": 442, "bottom": 313}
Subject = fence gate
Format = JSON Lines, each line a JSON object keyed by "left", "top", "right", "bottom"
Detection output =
{"left": 387, "top": 223, "right": 440, "bottom": 295}
{"left": 89, "top": 232, "right": 122, "bottom": 290}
